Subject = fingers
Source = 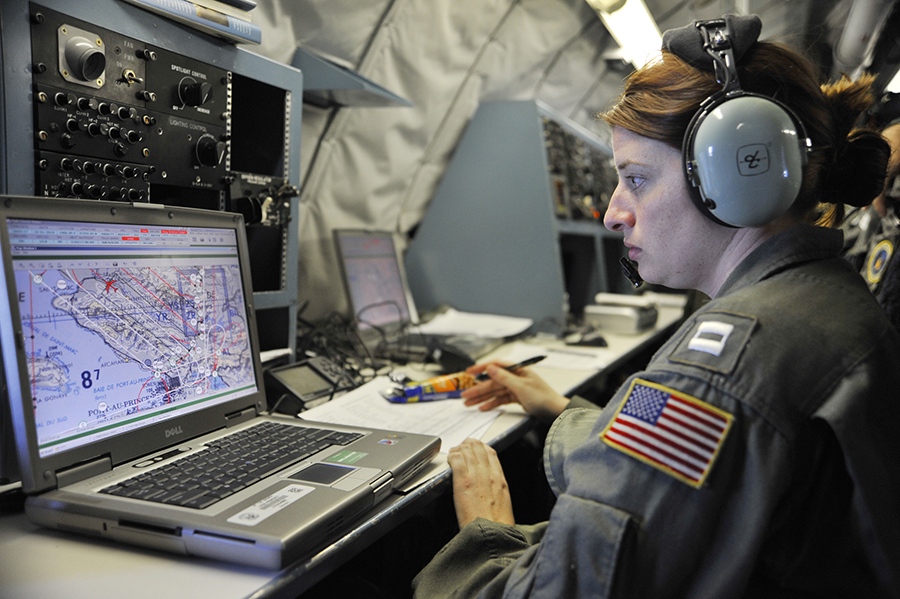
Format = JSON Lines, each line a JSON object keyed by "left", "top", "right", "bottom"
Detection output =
{"left": 465, "top": 361, "right": 512, "bottom": 377}
{"left": 449, "top": 439, "right": 506, "bottom": 496}
{"left": 462, "top": 385, "right": 513, "bottom": 409}
{"left": 465, "top": 363, "right": 490, "bottom": 377}
{"left": 448, "top": 438, "right": 515, "bottom": 528}
{"left": 460, "top": 374, "right": 509, "bottom": 408}
{"left": 449, "top": 437, "right": 488, "bottom": 462}
{"left": 447, "top": 438, "right": 483, "bottom": 484}
{"left": 464, "top": 361, "right": 516, "bottom": 388}
{"left": 448, "top": 438, "right": 498, "bottom": 477}
{"left": 470, "top": 364, "right": 570, "bottom": 420}
{"left": 485, "top": 364, "right": 521, "bottom": 390}
{"left": 461, "top": 361, "right": 551, "bottom": 415}
{"left": 472, "top": 391, "right": 515, "bottom": 411}
{"left": 446, "top": 442, "right": 468, "bottom": 476}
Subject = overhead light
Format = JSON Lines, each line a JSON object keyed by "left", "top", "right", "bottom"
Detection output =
{"left": 587, "top": 0, "right": 662, "bottom": 69}
{"left": 588, "top": 0, "right": 627, "bottom": 11}
{"left": 887, "top": 68, "right": 900, "bottom": 93}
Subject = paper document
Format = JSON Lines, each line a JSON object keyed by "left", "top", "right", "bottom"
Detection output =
{"left": 499, "top": 342, "right": 610, "bottom": 371}
{"left": 417, "top": 308, "right": 533, "bottom": 338}
{"left": 300, "top": 377, "right": 501, "bottom": 452}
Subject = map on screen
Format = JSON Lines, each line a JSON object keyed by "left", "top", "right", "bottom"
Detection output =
{"left": 7, "top": 219, "right": 257, "bottom": 457}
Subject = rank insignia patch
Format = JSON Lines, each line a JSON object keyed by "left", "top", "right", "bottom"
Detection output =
{"left": 668, "top": 311, "right": 756, "bottom": 375}
{"left": 600, "top": 379, "right": 733, "bottom": 488}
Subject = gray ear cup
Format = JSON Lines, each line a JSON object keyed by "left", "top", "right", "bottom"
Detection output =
{"left": 683, "top": 92, "right": 809, "bottom": 228}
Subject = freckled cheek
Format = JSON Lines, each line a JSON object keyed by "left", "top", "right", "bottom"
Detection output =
{"left": 638, "top": 201, "right": 691, "bottom": 257}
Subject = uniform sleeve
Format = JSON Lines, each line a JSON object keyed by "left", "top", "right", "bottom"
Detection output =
{"left": 410, "top": 405, "right": 602, "bottom": 599}
{"left": 412, "top": 502, "right": 635, "bottom": 599}
{"left": 412, "top": 520, "right": 548, "bottom": 599}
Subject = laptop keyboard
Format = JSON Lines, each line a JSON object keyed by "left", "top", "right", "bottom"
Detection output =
{"left": 99, "top": 421, "right": 364, "bottom": 509}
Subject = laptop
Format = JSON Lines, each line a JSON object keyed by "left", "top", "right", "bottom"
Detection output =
{"left": 333, "top": 229, "right": 502, "bottom": 361}
{"left": 0, "top": 196, "right": 440, "bottom": 570}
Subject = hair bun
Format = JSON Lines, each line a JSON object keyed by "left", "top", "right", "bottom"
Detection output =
{"left": 820, "top": 129, "right": 889, "bottom": 208}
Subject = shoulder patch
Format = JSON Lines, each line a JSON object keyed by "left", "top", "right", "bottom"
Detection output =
{"left": 599, "top": 379, "right": 733, "bottom": 488}
{"left": 866, "top": 239, "right": 893, "bottom": 285}
{"left": 668, "top": 311, "right": 756, "bottom": 374}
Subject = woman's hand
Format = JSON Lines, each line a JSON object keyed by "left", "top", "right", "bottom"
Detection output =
{"left": 447, "top": 438, "right": 515, "bottom": 529}
{"left": 461, "top": 362, "right": 570, "bottom": 421}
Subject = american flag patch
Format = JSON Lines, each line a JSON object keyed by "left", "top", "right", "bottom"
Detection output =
{"left": 600, "top": 379, "right": 733, "bottom": 488}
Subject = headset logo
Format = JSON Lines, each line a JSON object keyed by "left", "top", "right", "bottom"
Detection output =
{"left": 737, "top": 144, "right": 769, "bottom": 176}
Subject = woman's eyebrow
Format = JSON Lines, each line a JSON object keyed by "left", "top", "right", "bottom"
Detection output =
{"left": 616, "top": 159, "right": 648, "bottom": 171}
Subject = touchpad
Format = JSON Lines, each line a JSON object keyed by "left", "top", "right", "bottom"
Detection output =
{"left": 289, "top": 463, "right": 354, "bottom": 485}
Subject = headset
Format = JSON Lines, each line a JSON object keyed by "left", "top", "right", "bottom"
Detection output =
{"left": 682, "top": 19, "right": 812, "bottom": 228}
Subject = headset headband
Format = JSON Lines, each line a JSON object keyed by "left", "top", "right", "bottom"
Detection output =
{"left": 662, "top": 14, "right": 762, "bottom": 72}
{"left": 698, "top": 20, "right": 740, "bottom": 93}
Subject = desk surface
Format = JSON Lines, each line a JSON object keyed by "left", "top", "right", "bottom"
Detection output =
{"left": 0, "top": 410, "right": 531, "bottom": 599}
{"left": 0, "top": 305, "right": 684, "bottom": 599}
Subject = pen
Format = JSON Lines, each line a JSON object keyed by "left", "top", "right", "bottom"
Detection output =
{"left": 475, "top": 355, "right": 547, "bottom": 381}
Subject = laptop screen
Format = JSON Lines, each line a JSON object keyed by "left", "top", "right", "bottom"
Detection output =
{"left": 334, "top": 230, "right": 417, "bottom": 332}
{"left": 6, "top": 217, "right": 258, "bottom": 458}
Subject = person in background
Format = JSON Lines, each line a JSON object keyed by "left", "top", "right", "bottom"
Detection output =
{"left": 844, "top": 120, "right": 900, "bottom": 329}
{"left": 413, "top": 14, "right": 900, "bottom": 599}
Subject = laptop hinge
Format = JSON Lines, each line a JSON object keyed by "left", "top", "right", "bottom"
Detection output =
{"left": 56, "top": 456, "right": 112, "bottom": 488}
{"left": 224, "top": 406, "right": 257, "bottom": 427}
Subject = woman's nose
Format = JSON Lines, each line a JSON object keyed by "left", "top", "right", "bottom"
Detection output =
{"left": 604, "top": 187, "right": 635, "bottom": 232}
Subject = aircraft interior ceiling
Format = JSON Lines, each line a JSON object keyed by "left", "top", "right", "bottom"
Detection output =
{"left": 247, "top": 0, "right": 900, "bottom": 322}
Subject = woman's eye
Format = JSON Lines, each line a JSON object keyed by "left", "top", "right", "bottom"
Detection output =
{"left": 626, "top": 175, "right": 645, "bottom": 189}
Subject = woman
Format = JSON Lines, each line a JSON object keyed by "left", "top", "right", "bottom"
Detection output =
{"left": 413, "top": 15, "right": 900, "bottom": 599}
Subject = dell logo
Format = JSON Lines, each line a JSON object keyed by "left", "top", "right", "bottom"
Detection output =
{"left": 165, "top": 426, "right": 184, "bottom": 439}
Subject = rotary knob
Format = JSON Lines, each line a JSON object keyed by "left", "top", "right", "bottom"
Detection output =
{"left": 179, "top": 78, "right": 213, "bottom": 107}
{"left": 195, "top": 134, "right": 226, "bottom": 167}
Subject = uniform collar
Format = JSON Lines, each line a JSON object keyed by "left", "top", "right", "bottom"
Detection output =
{"left": 717, "top": 224, "right": 844, "bottom": 297}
